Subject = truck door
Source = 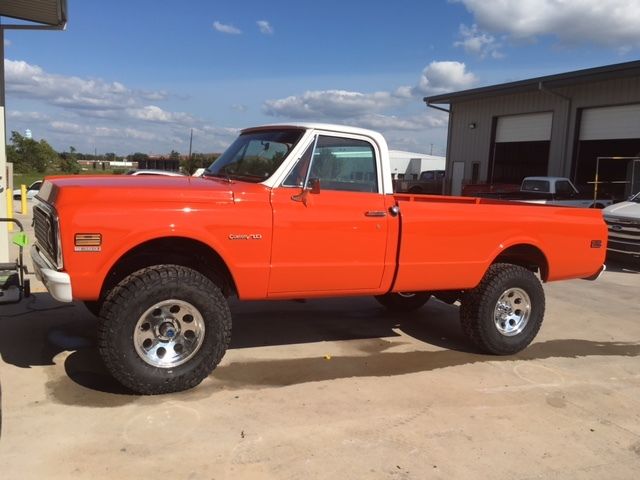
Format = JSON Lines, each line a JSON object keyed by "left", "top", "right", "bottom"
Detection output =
{"left": 268, "top": 134, "right": 389, "bottom": 295}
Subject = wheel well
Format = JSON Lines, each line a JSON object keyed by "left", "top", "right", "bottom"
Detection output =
{"left": 100, "top": 237, "right": 236, "bottom": 299}
{"left": 492, "top": 244, "right": 549, "bottom": 281}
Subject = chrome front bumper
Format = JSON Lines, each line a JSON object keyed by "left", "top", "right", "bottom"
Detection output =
{"left": 30, "top": 245, "right": 73, "bottom": 302}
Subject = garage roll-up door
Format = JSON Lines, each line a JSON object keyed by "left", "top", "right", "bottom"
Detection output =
{"left": 579, "top": 104, "right": 640, "bottom": 140}
{"left": 495, "top": 112, "right": 553, "bottom": 143}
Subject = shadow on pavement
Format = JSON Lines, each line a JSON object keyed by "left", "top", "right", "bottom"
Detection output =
{"left": 0, "top": 293, "right": 93, "bottom": 368}
{"left": 2, "top": 294, "right": 640, "bottom": 406}
{"left": 205, "top": 338, "right": 640, "bottom": 389}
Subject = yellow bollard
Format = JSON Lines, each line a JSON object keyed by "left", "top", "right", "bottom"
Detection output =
{"left": 20, "top": 184, "right": 28, "bottom": 215}
{"left": 6, "top": 189, "right": 13, "bottom": 232}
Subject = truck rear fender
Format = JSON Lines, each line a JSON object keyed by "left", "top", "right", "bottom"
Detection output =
{"left": 99, "top": 236, "right": 238, "bottom": 300}
{"left": 489, "top": 242, "right": 549, "bottom": 282}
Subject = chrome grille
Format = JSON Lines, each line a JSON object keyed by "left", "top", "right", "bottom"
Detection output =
{"left": 604, "top": 216, "right": 640, "bottom": 255}
{"left": 33, "top": 204, "right": 59, "bottom": 267}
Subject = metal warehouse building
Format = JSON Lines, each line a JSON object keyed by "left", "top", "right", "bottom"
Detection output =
{"left": 425, "top": 60, "right": 640, "bottom": 200}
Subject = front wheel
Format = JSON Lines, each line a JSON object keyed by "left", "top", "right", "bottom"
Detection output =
{"left": 460, "top": 263, "right": 544, "bottom": 355}
{"left": 97, "top": 265, "right": 231, "bottom": 394}
{"left": 375, "top": 292, "right": 432, "bottom": 312}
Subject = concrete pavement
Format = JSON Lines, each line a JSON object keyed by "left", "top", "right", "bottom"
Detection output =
{"left": 1, "top": 202, "right": 639, "bottom": 479}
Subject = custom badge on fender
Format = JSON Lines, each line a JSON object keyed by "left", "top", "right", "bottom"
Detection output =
{"left": 229, "top": 233, "right": 263, "bottom": 240}
{"left": 74, "top": 233, "right": 102, "bottom": 252}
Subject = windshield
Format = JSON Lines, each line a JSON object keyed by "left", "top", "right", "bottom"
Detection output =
{"left": 205, "top": 129, "right": 304, "bottom": 182}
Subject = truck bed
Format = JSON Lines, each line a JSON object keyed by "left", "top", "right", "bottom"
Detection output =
{"left": 391, "top": 193, "right": 607, "bottom": 292}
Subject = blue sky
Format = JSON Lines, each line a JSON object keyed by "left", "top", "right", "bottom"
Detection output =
{"left": 3, "top": 0, "right": 639, "bottom": 156}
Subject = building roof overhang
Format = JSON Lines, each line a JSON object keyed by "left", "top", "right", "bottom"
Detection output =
{"left": 424, "top": 60, "right": 640, "bottom": 106}
{"left": 1, "top": 0, "right": 67, "bottom": 29}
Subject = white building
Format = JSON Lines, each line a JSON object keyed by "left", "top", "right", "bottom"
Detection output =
{"left": 389, "top": 150, "right": 446, "bottom": 179}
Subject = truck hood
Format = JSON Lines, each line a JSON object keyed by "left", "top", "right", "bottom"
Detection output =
{"left": 603, "top": 201, "right": 640, "bottom": 219}
{"left": 37, "top": 175, "right": 263, "bottom": 207}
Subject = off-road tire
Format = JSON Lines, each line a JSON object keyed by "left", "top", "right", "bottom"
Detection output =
{"left": 375, "top": 292, "right": 432, "bottom": 312}
{"left": 97, "top": 265, "right": 232, "bottom": 394}
{"left": 460, "top": 263, "right": 544, "bottom": 355}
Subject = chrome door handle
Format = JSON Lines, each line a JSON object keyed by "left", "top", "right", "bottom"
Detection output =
{"left": 365, "top": 211, "right": 386, "bottom": 217}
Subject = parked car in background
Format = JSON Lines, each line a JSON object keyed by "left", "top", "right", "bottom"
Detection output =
{"left": 464, "top": 176, "right": 613, "bottom": 208}
{"left": 13, "top": 180, "right": 43, "bottom": 200}
{"left": 394, "top": 170, "right": 445, "bottom": 194}
{"left": 603, "top": 192, "right": 640, "bottom": 262}
{"left": 126, "top": 169, "right": 184, "bottom": 176}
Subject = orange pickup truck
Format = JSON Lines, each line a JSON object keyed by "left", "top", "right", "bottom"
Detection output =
{"left": 31, "top": 123, "right": 607, "bottom": 394}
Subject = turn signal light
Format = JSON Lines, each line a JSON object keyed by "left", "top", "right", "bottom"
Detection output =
{"left": 75, "top": 233, "right": 102, "bottom": 246}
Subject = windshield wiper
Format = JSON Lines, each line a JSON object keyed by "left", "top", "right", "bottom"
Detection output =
{"left": 203, "top": 171, "right": 232, "bottom": 183}
{"left": 227, "top": 173, "right": 267, "bottom": 182}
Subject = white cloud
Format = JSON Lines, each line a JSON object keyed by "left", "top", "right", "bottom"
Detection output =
{"left": 231, "top": 104, "right": 248, "bottom": 112}
{"left": 454, "top": 24, "right": 503, "bottom": 59}
{"left": 354, "top": 113, "right": 448, "bottom": 131}
{"left": 50, "top": 121, "right": 87, "bottom": 134}
{"left": 5, "top": 59, "right": 158, "bottom": 110}
{"left": 4, "top": 59, "right": 240, "bottom": 154}
{"left": 6, "top": 111, "right": 49, "bottom": 122}
{"left": 262, "top": 60, "right": 471, "bottom": 148}
{"left": 213, "top": 21, "right": 242, "bottom": 35}
{"left": 4, "top": 39, "right": 12, "bottom": 47}
{"left": 455, "top": 0, "right": 640, "bottom": 50}
{"left": 257, "top": 20, "right": 274, "bottom": 35}
{"left": 413, "top": 61, "right": 477, "bottom": 96}
{"left": 263, "top": 89, "right": 406, "bottom": 119}
{"left": 126, "top": 105, "right": 195, "bottom": 124}
{"left": 4, "top": 59, "right": 190, "bottom": 124}
{"left": 49, "top": 121, "right": 163, "bottom": 142}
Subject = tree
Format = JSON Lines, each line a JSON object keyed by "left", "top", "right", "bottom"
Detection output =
{"left": 128, "top": 152, "right": 150, "bottom": 169}
{"left": 182, "top": 153, "right": 218, "bottom": 175}
{"left": 58, "top": 146, "right": 81, "bottom": 174}
{"left": 8, "top": 131, "right": 59, "bottom": 173}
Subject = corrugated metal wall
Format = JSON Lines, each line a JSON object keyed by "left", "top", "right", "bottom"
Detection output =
{"left": 446, "top": 76, "right": 640, "bottom": 193}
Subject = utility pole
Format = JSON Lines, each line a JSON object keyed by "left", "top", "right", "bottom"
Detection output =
{"left": 188, "top": 129, "right": 193, "bottom": 159}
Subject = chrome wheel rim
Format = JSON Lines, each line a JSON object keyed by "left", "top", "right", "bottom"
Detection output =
{"left": 133, "top": 299, "right": 205, "bottom": 368}
{"left": 493, "top": 288, "right": 531, "bottom": 337}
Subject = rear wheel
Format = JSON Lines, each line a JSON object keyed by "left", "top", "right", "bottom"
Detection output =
{"left": 460, "top": 263, "right": 544, "bottom": 355}
{"left": 97, "top": 265, "right": 231, "bottom": 394}
{"left": 375, "top": 292, "right": 432, "bottom": 312}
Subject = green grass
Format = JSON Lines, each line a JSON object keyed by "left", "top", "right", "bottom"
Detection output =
{"left": 12, "top": 172, "right": 43, "bottom": 189}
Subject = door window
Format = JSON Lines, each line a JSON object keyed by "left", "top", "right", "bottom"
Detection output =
{"left": 310, "top": 136, "right": 378, "bottom": 193}
{"left": 284, "top": 135, "right": 378, "bottom": 193}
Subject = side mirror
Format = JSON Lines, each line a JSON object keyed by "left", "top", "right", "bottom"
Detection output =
{"left": 307, "top": 177, "right": 321, "bottom": 194}
{"left": 291, "top": 178, "right": 320, "bottom": 206}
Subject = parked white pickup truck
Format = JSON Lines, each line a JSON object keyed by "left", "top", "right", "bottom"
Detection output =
{"left": 603, "top": 192, "right": 640, "bottom": 261}
{"left": 471, "top": 177, "right": 613, "bottom": 208}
